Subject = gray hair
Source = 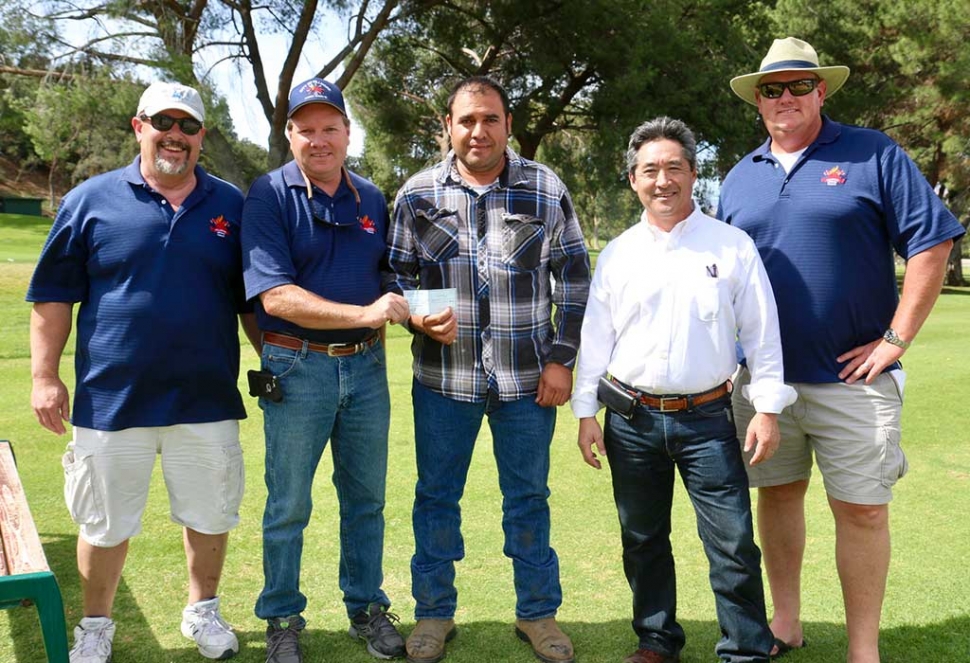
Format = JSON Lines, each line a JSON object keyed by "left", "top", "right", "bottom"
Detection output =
{"left": 625, "top": 116, "right": 697, "bottom": 175}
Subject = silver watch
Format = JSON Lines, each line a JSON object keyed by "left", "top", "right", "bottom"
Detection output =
{"left": 882, "top": 328, "right": 911, "bottom": 349}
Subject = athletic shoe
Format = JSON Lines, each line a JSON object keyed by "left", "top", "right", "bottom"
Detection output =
{"left": 349, "top": 603, "right": 406, "bottom": 659}
{"left": 180, "top": 596, "right": 240, "bottom": 659}
{"left": 266, "top": 615, "right": 305, "bottom": 663}
{"left": 70, "top": 617, "right": 115, "bottom": 663}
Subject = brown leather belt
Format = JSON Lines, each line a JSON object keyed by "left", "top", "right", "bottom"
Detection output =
{"left": 612, "top": 378, "right": 731, "bottom": 413}
{"left": 263, "top": 331, "right": 379, "bottom": 357}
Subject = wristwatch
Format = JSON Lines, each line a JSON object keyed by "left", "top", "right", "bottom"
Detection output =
{"left": 882, "top": 328, "right": 911, "bottom": 349}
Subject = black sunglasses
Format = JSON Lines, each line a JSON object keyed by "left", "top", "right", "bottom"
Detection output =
{"left": 139, "top": 113, "right": 203, "bottom": 136}
{"left": 757, "top": 79, "right": 819, "bottom": 99}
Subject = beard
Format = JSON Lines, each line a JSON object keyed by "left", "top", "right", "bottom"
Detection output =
{"left": 153, "top": 139, "right": 192, "bottom": 176}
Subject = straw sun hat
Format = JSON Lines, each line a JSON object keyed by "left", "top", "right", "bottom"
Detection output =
{"left": 730, "top": 37, "right": 850, "bottom": 106}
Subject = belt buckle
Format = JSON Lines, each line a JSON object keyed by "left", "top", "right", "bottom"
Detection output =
{"left": 659, "top": 397, "right": 677, "bottom": 412}
{"left": 327, "top": 343, "right": 348, "bottom": 357}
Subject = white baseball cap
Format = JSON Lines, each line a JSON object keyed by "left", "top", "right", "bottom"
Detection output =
{"left": 137, "top": 82, "right": 205, "bottom": 123}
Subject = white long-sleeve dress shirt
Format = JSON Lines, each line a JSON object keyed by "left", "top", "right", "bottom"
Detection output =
{"left": 571, "top": 205, "right": 796, "bottom": 418}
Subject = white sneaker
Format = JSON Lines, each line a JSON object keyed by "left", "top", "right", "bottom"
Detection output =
{"left": 181, "top": 596, "right": 240, "bottom": 660}
{"left": 70, "top": 617, "right": 115, "bottom": 663}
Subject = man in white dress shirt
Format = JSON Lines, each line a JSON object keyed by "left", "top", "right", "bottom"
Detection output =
{"left": 571, "top": 117, "right": 796, "bottom": 663}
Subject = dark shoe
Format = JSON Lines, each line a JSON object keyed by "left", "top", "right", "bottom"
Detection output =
{"left": 406, "top": 619, "right": 456, "bottom": 663}
{"left": 266, "top": 616, "right": 305, "bottom": 663}
{"left": 623, "top": 648, "right": 679, "bottom": 663}
{"left": 350, "top": 604, "right": 406, "bottom": 659}
{"left": 514, "top": 618, "right": 574, "bottom": 663}
{"left": 771, "top": 637, "right": 807, "bottom": 659}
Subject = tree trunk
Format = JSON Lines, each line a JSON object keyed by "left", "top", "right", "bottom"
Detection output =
{"left": 944, "top": 222, "right": 966, "bottom": 286}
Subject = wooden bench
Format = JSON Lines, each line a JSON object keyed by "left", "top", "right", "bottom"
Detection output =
{"left": 0, "top": 440, "right": 69, "bottom": 662}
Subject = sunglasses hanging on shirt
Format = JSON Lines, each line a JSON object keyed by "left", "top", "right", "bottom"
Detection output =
{"left": 301, "top": 167, "right": 361, "bottom": 227}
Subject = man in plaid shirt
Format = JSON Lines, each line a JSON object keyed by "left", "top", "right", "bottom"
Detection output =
{"left": 386, "top": 76, "right": 590, "bottom": 663}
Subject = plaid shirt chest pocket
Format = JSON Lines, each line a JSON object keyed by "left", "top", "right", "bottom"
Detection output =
{"left": 502, "top": 214, "right": 546, "bottom": 271}
{"left": 414, "top": 207, "right": 461, "bottom": 263}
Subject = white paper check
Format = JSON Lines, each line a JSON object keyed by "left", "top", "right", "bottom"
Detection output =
{"left": 404, "top": 289, "right": 457, "bottom": 316}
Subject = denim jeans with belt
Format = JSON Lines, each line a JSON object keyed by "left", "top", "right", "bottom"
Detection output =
{"left": 604, "top": 395, "right": 772, "bottom": 663}
{"left": 254, "top": 339, "right": 392, "bottom": 620}
{"left": 410, "top": 379, "right": 562, "bottom": 620}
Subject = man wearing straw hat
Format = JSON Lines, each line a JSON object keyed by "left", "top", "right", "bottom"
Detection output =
{"left": 718, "top": 38, "right": 964, "bottom": 661}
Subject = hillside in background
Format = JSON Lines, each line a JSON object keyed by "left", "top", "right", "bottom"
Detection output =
{"left": 0, "top": 155, "right": 68, "bottom": 215}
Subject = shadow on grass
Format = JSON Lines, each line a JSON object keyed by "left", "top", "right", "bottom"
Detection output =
{"left": 3, "top": 531, "right": 171, "bottom": 662}
{"left": 224, "top": 614, "right": 970, "bottom": 663}
{"left": 940, "top": 286, "right": 970, "bottom": 296}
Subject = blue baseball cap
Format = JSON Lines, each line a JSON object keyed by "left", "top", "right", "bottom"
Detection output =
{"left": 287, "top": 78, "right": 347, "bottom": 118}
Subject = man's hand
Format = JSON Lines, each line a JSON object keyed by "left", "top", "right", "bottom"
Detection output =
{"left": 364, "top": 293, "right": 410, "bottom": 328}
{"left": 838, "top": 338, "right": 905, "bottom": 385}
{"left": 577, "top": 417, "right": 607, "bottom": 469}
{"left": 412, "top": 307, "right": 458, "bottom": 345}
{"left": 744, "top": 412, "right": 780, "bottom": 466}
{"left": 536, "top": 363, "right": 572, "bottom": 407}
{"left": 32, "top": 376, "right": 71, "bottom": 435}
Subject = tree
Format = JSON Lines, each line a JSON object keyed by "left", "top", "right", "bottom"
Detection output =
{"left": 35, "top": 0, "right": 440, "bottom": 169}
{"left": 351, "top": 0, "right": 769, "bottom": 201}
{"left": 21, "top": 74, "right": 143, "bottom": 206}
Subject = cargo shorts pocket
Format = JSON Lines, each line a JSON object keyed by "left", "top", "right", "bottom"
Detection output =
{"left": 62, "top": 445, "right": 105, "bottom": 525}
{"left": 221, "top": 444, "right": 245, "bottom": 517}
{"left": 879, "top": 427, "right": 908, "bottom": 488}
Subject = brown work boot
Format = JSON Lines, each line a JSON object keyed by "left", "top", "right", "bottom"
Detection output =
{"left": 623, "top": 648, "right": 679, "bottom": 663}
{"left": 406, "top": 619, "right": 456, "bottom": 663}
{"left": 514, "top": 617, "right": 575, "bottom": 663}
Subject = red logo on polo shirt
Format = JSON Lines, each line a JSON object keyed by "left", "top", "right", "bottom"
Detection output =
{"left": 209, "top": 215, "right": 231, "bottom": 237}
{"left": 359, "top": 214, "right": 377, "bottom": 235}
{"left": 821, "top": 166, "right": 847, "bottom": 186}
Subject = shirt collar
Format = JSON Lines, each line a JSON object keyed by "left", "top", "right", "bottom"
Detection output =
{"left": 438, "top": 146, "right": 530, "bottom": 189}
{"left": 638, "top": 201, "right": 703, "bottom": 241}
{"left": 122, "top": 156, "right": 210, "bottom": 194}
{"left": 121, "top": 154, "right": 212, "bottom": 191}
{"left": 753, "top": 115, "right": 841, "bottom": 163}
{"left": 281, "top": 159, "right": 359, "bottom": 204}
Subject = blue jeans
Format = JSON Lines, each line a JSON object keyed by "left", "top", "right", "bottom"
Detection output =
{"left": 411, "top": 380, "right": 562, "bottom": 620}
{"left": 604, "top": 396, "right": 772, "bottom": 663}
{"left": 254, "top": 339, "right": 391, "bottom": 620}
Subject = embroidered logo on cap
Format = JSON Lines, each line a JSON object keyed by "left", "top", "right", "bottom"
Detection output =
{"left": 359, "top": 214, "right": 377, "bottom": 235}
{"left": 821, "top": 166, "right": 846, "bottom": 186}
{"left": 209, "top": 215, "right": 231, "bottom": 237}
{"left": 301, "top": 80, "right": 328, "bottom": 97}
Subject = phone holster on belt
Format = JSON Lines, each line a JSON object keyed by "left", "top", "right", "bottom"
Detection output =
{"left": 597, "top": 376, "right": 637, "bottom": 420}
{"left": 247, "top": 369, "right": 283, "bottom": 403}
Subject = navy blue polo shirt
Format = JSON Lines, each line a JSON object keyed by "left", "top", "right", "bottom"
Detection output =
{"left": 718, "top": 117, "right": 965, "bottom": 383}
{"left": 27, "top": 158, "right": 248, "bottom": 431}
{"left": 241, "top": 160, "right": 389, "bottom": 344}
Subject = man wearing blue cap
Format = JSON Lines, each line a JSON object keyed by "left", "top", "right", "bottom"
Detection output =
{"left": 719, "top": 38, "right": 965, "bottom": 662}
{"left": 242, "top": 77, "right": 410, "bottom": 663}
{"left": 29, "top": 81, "right": 256, "bottom": 663}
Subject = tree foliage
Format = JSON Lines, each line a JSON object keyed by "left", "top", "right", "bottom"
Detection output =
{"left": 3, "top": 0, "right": 967, "bottom": 273}
{"left": 351, "top": 0, "right": 770, "bottom": 233}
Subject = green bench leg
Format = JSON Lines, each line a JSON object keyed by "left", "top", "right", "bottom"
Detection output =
{"left": 0, "top": 571, "right": 69, "bottom": 663}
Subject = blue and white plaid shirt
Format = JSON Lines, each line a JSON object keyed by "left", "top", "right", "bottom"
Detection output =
{"left": 386, "top": 148, "right": 590, "bottom": 402}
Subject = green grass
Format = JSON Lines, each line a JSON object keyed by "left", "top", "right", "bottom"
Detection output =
{"left": 1, "top": 213, "right": 968, "bottom": 662}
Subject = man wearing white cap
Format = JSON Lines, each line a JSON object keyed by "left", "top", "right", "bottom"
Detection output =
{"left": 718, "top": 38, "right": 964, "bottom": 662}
{"left": 242, "top": 77, "right": 409, "bottom": 663}
{"left": 28, "top": 81, "right": 259, "bottom": 662}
